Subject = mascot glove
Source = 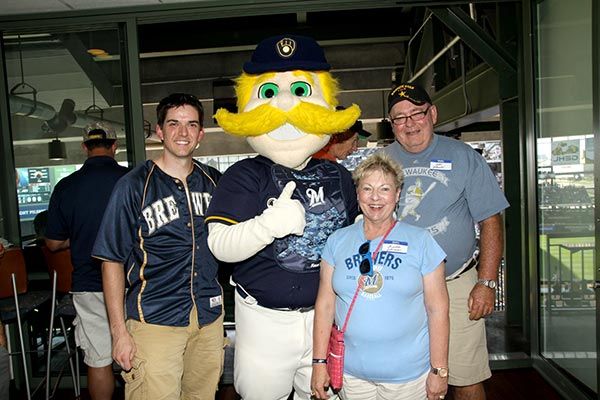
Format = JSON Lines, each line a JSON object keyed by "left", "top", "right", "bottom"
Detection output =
{"left": 257, "top": 181, "right": 306, "bottom": 238}
{"left": 207, "top": 181, "right": 305, "bottom": 263}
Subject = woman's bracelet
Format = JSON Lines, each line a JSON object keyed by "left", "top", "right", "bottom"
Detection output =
{"left": 312, "top": 358, "right": 327, "bottom": 364}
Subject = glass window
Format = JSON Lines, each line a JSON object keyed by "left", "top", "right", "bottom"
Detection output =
{"left": 535, "top": 0, "right": 595, "bottom": 392}
{"left": 4, "top": 29, "right": 128, "bottom": 240}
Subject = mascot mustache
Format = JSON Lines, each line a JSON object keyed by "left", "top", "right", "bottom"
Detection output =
{"left": 214, "top": 102, "right": 361, "bottom": 137}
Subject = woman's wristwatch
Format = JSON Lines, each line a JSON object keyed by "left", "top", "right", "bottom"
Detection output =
{"left": 431, "top": 366, "right": 449, "bottom": 378}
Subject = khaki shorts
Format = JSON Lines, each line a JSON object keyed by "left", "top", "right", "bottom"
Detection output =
{"left": 446, "top": 267, "right": 492, "bottom": 386}
{"left": 72, "top": 292, "right": 113, "bottom": 368}
{"left": 122, "top": 308, "right": 224, "bottom": 400}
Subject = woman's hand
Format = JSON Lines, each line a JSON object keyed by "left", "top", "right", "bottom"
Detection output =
{"left": 426, "top": 371, "right": 448, "bottom": 400}
{"left": 310, "top": 364, "right": 330, "bottom": 399}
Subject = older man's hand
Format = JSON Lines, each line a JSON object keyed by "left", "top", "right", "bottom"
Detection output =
{"left": 468, "top": 283, "right": 495, "bottom": 320}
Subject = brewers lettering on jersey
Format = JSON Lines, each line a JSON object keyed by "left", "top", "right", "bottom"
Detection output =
{"left": 142, "top": 192, "right": 212, "bottom": 235}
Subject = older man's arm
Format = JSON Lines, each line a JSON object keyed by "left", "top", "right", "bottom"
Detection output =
{"left": 468, "top": 213, "right": 503, "bottom": 320}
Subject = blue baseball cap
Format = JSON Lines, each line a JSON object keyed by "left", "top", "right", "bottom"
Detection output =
{"left": 243, "top": 34, "right": 331, "bottom": 74}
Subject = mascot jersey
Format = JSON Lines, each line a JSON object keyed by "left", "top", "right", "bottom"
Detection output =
{"left": 206, "top": 155, "right": 358, "bottom": 309}
{"left": 383, "top": 134, "right": 509, "bottom": 276}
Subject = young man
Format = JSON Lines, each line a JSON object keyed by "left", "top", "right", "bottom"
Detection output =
{"left": 383, "top": 83, "right": 509, "bottom": 400}
{"left": 93, "top": 93, "right": 224, "bottom": 400}
{"left": 45, "top": 122, "right": 128, "bottom": 400}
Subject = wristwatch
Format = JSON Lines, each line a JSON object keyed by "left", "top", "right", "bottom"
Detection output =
{"left": 431, "top": 366, "right": 449, "bottom": 378}
{"left": 477, "top": 279, "right": 497, "bottom": 289}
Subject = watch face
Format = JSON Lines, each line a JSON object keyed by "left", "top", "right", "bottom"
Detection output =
{"left": 432, "top": 367, "right": 449, "bottom": 378}
{"left": 479, "top": 279, "right": 497, "bottom": 289}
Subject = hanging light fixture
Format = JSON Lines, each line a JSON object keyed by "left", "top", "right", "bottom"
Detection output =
{"left": 48, "top": 138, "right": 66, "bottom": 160}
{"left": 44, "top": 98, "right": 75, "bottom": 160}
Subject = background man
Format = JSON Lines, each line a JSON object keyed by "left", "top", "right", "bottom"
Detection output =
{"left": 94, "top": 93, "right": 224, "bottom": 400}
{"left": 45, "top": 122, "right": 128, "bottom": 400}
{"left": 313, "top": 108, "right": 371, "bottom": 162}
{"left": 383, "top": 83, "right": 509, "bottom": 400}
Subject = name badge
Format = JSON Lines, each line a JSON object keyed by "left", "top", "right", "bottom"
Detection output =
{"left": 382, "top": 240, "right": 408, "bottom": 254}
{"left": 209, "top": 295, "right": 222, "bottom": 308}
{"left": 430, "top": 159, "right": 452, "bottom": 170}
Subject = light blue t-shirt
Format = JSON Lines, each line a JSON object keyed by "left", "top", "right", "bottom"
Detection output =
{"left": 383, "top": 134, "right": 509, "bottom": 276}
{"left": 321, "top": 220, "right": 446, "bottom": 383}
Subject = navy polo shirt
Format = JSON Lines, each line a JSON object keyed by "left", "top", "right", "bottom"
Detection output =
{"left": 46, "top": 156, "right": 129, "bottom": 292}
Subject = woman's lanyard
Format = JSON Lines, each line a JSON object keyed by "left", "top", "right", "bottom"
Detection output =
{"left": 370, "top": 221, "right": 397, "bottom": 262}
{"left": 341, "top": 221, "right": 397, "bottom": 333}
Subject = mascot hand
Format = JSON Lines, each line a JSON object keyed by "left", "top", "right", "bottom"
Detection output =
{"left": 259, "top": 181, "right": 306, "bottom": 238}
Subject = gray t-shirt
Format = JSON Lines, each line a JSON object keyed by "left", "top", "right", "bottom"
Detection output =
{"left": 383, "top": 134, "right": 509, "bottom": 276}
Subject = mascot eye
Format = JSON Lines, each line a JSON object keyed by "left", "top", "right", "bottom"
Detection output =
{"left": 290, "top": 81, "right": 312, "bottom": 97}
{"left": 258, "top": 83, "right": 279, "bottom": 99}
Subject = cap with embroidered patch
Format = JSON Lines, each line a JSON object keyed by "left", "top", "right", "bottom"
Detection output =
{"left": 387, "top": 83, "right": 433, "bottom": 112}
{"left": 243, "top": 34, "right": 330, "bottom": 74}
{"left": 82, "top": 121, "right": 117, "bottom": 143}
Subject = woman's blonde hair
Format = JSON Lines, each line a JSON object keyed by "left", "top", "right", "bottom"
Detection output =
{"left": 352, "top": 152, "right": 404, "bottom": 189}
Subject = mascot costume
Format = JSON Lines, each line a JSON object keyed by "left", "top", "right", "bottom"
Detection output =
{"left": 206, "top": 34, "right": 359, "bottom": 400}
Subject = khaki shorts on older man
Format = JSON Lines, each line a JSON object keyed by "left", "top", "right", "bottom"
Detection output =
{"left": 446, "top": 267, "right": 492, "bottom": 386}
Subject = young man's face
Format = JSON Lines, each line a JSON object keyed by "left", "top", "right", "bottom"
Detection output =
{"left": 156, "top": 105, "right": 204, "bottom": 159}
{"left": 389, "top": 100, "right": 437, "bottom": 154}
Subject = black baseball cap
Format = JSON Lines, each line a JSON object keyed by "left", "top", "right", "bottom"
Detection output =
{"left": 83, "top": 121, "right": 116, "bottom": 143}
{"left": 350, "top": 120, "right": 372, "bottom": 139}
{"left": 387, "top": 83, "right": 433, "bottom": 112}
{"left": 243, "top": 34, "right": 331, "bottom": 74}
{"left": 334, "top": 106, "right": 371, "bottom": 138}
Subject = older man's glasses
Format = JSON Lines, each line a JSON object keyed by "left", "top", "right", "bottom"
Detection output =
{"left": 390, "top": 106, "right": 431, "bottom": 126}
{"left": 358, "top": 241, "right": 373, "bottom": 276}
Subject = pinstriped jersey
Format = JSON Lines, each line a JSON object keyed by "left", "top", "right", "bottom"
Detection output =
{"left": 93, "top": 160, "right": 223, "bottom": 327}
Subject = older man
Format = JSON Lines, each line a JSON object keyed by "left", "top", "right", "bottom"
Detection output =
{"left": 383, "top": 83, "right": 509, "bottom": 400}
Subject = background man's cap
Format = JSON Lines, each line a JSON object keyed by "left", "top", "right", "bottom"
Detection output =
{"left": 243, "top": 34, "right": 331, "bottom": 74}
{"left": 335, "top": 106, "right": 371, "bottom": 138}
{"left": 83, "top": 121, "right": 117, "bottom": 143}
{"left": 387, "top": 83, "right": 432, "bottom": 112}
{"left": 350, "top": 120, "right": 372, "bottom": 139}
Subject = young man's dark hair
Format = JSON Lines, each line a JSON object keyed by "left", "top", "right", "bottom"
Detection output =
{"left": 156, "top": 93, "right": 204, "bottom": 127}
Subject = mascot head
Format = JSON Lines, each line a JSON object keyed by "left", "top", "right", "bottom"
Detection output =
{"left": 214, "top": 34, "right": 360, "bottom": 169}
